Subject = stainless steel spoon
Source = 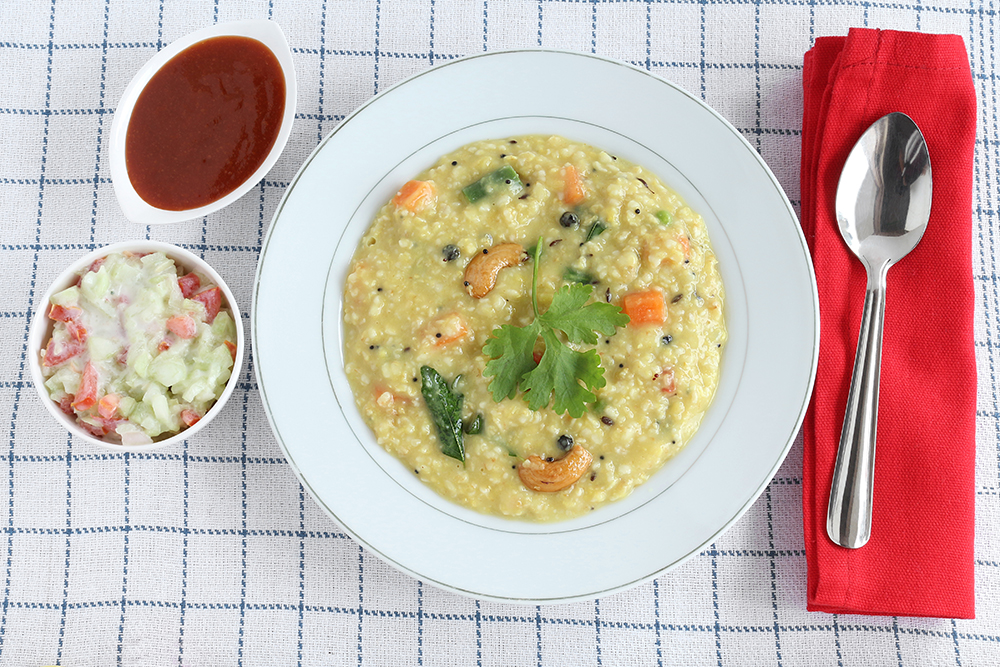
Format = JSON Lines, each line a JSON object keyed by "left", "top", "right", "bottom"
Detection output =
{"left": 826, "top": 112, "right": 932, "bottom": 549}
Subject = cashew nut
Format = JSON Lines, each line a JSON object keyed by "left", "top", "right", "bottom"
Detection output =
{"left": 463, "top": 243, "right": 527, "bottom": 298}
{"left": 517, "top": 445, "right": 593, "bottom": 492}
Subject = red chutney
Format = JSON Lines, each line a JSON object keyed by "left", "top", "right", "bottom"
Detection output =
{"left": 125, "top": 35, "right": 285, "bottom": 211}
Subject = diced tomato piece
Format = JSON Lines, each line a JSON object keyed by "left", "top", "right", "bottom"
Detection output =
{"left": 71, "top": 362, "right": 98, "bottom": 411}
{"left": 97, "top": 417, "right": 123, "bottom": 434}
{"left": 655, "top": 368, "right": 676, "bottom": 394}
{"left": 65, "top": 319, "right": 88, "bottom": 343}
{"left": 49, "top": 304, "right": 88, "bottom": 341}
{"left": 622, "top": 289, "right": 666, "bottom": 325}
{"left": 98, "top": 394, "right": 120, "bottom": 419}
{"left": 191, "top": 287, "right": 222, "bottom": 323}
{"left": 88, "top": 257, "right": 107, "bottom": 273}
{"left": 58, "top": 395, "right": 75, "bottom": 417}
{"left": 158, "top": 339, "right": 171, "bottom": 352}
{"left": 393, "top": 180, "right": 436, "bottom": 213}
{"left": 180, "top": 409, "right": 201, "bottom": 427}
{"left": 177, "top": 273, "right": 201, "bottom": 299}
{"left": 166, "top": 314, "right": 197, "bottom": 339}
{"left": 42, "top": 337, "right": 84, "bottom": 367}
{"left": 79, "top": 420, "right": 107, "bottom": 438}
{"left": 561, "top": 164, "right": 587, "bottom": 206}
{"left": 223, "top": 340, "right": 238, "bottom": 360}
{"left": 49, "top": 304, "right": 82, "bottom": 322}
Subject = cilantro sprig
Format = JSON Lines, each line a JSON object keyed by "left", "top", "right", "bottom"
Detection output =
{"left": 482, "top": 239, "right": 629, "bottom": 418}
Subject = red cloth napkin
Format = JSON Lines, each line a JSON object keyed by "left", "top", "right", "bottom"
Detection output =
{"left": 800, "top": 28, "right": 977, "bottom": 619}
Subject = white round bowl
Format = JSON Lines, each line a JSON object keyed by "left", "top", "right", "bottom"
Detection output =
{"left": 108, "top": 19, "right": 297, "bottom": 224}
{"left": 29, "top": 241, "right": 245, "bottom": 451}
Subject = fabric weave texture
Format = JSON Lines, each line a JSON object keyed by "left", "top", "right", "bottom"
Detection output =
{"left": 1, "top": 1, "right": 998, "bottom": 666}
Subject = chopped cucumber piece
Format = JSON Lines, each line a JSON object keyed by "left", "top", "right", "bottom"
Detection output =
{"left": 50, "top": 286, "right": 80, "bottom": 307}
{"left": 150, "top": 353, "right": 187, "bottom": 388}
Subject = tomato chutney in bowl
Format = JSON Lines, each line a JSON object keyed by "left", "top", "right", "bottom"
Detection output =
{"left": 342, "top": 135, "right": 727, "bottom": 522}
{"left": 109, "top": 20, "right": 296, "bottom": 224}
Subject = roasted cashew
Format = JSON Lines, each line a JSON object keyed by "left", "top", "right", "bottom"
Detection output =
{"left": 518, "top": 445, "right": 593, "bottom": 492}
{"left": 463, "top": 243, "right": 527, "bottom": 298}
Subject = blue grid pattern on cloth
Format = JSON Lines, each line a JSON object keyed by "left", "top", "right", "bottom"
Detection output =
{"left": 0, "top": 0, "right": 997, "bottom": 665}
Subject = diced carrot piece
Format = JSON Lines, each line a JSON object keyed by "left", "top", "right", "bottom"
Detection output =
{"left": 622, "top": 289, "right": 666, "bottom": 325}
{"left": 677, "top": 234, "right": 690, "bottom": 259}
{"left": 177, "top": 273, "right": 201, "bottom": 299}
{"left": 372, "top": 385, "right": 410, "bottom": 413}
{"left": 98, "top": 393, "right": 120, "bottom": 419}
{"left": 426, "top": 312, "right": 469, "bottom": 346}
{"left": 72, "top": 362, "right": 98, "bottom": 411}
{"left": 166, "top": 314, "right": 197, "bottom": 339}
{"left": 181, "top": 409, "right": 201, "bottom": 427}
{"left": 561, "top": 164, "right": 586, "bottom": 206}
{"left": 191, "top": 287, "right": 222, "bottom": 323}
{"left": 224, "top": 340, "right": 238, "bottom": 360}
{"left": 393, "top": 180, "right": 436, "bottom": 212}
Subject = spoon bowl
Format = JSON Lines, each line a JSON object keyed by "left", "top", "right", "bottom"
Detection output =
{"left": 826, "top": 112, "right": 932, "bottom": 548}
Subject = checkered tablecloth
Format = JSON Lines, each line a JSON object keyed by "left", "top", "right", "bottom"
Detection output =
{"left": 1, "top": 1, "right": 998, "bottom": 665}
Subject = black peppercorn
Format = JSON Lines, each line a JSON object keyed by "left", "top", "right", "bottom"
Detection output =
{"left": 442, "top": 244, "right": 460, "bottom": 261}
{"left": 559, "top": 211, "right": 579, "bottom": 227}
{"left": 557, "top": 435, "right": 574, "bottom": 451}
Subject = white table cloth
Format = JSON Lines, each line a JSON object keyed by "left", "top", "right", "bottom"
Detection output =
{"left": 1, "top": 1, "right": 997, "bottom": 665}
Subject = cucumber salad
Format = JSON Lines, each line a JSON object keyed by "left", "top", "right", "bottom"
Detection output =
{"left": 39, "top": 251, "right": 238, "bottom": 445}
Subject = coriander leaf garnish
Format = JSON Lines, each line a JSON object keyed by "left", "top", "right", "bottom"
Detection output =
{"left": 482, "top": 238, "right": 630, "bottom": 418}
{"left": 540, "top": 282, "right": 625, "bottom": 345}
{"left": 482, "top": 322, "right": 541, "bottom": 402}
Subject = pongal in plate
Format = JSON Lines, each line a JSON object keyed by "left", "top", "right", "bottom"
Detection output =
{"left": 342, "top": 135, "right": 726, "bottom": 521}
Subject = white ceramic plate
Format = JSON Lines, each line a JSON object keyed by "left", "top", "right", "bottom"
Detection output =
{"left": 253, "top": 50, "right": 818, "bottom": 603}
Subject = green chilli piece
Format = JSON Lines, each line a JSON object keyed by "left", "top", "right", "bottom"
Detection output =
{"left": 563, "top": 266, "right": 596, "bottom": 285}
{"left": 420, "top": 365, "right": 466, "bottom": 463}
{"left": 583, "top": 220, "right": 607, "bottom": 243}
{"left": 462, "top": 165, "right": 524, "bottom": 203}
{"left": 463, "top": 413, "right": 484, "bottom": 435}
{"left": 655, "top": 210, "right": 673, "bottom": 225}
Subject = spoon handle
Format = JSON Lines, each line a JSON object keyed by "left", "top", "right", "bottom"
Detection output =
{"left": 827, "top": 267, "right": 887, "bottom": 549}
